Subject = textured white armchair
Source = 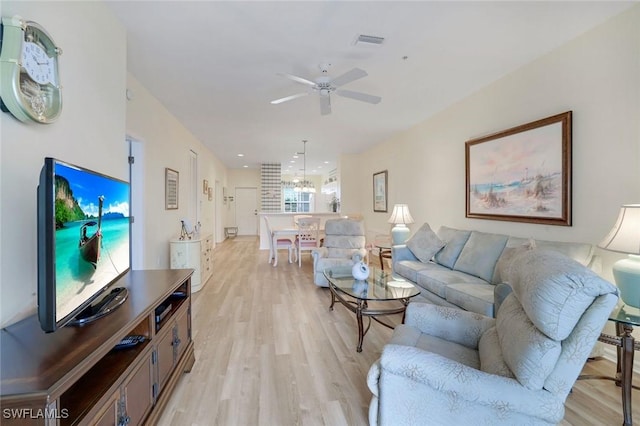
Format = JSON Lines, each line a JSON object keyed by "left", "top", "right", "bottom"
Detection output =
{"left": 312, "top": 218, "right": 367, "bottom": 286}
{"left": 367, "top": 249, "right": 618, "bottom": 426}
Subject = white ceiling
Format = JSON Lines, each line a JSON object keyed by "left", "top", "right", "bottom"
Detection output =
{"left": 106, "top": 1, "right": 633, "bottom": 174}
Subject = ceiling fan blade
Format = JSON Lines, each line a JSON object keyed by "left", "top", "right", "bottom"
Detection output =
{"left": 270, "top": 92, "right": 309, "bottom": 105}
{"left": 280, "top": 73, "right": 316, "bottom": 87}
{"left": 331, "top": 68, "right": 368, "bottom": 87}
{"left": 319, "top": 95, "right": 331, "bottom": 115}
{"left": 335, "top": 89, "right": 381, "bottom": 104}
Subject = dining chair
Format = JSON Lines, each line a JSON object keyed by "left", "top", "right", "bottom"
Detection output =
{"left": 295, "top": 217, "right": 321, "bottom": 267}
{"left": 263, "top": 216, "right": 294, "bottom": 267}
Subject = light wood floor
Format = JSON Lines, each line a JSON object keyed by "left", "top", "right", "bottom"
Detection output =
{"left": 158, "top": 238, "right": 639, "bottom": 425}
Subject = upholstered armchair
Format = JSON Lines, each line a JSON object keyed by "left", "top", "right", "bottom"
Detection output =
{"left": 367, "top": 249, "right": 618, "bottom": 426}
{"left": 312, "top": 218, "right": 367, "bottom": 286}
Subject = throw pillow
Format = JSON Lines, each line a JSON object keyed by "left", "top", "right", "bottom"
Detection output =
{"left": 453, "top": 231, "right": 508, "bottom": 283}
{"left": 434, "top": 227, "right": 471, "bottom": 269}
{"left": 405, "top": 223, "right": 445, "bottom": 263}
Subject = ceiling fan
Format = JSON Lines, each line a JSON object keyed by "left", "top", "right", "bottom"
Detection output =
{"left": 270, "top": 64, "right": 381, "bottom": 115}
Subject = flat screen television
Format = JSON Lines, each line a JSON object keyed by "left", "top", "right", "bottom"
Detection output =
{"left": 38, "top": 158, "right": 131, "bottom": 332}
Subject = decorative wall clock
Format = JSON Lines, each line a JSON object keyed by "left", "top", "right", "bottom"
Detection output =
{"left": 0, "top": 16, "right": 62, "bottom": 123}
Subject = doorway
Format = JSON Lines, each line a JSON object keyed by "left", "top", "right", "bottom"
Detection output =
{"left": 235, "top": 187, "right": 258, "bottom": 235}
{"left": 128, "top": 138, "right": 144, "bottom": 269}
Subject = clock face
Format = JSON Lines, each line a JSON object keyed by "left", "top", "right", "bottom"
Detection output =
{"left": 22, "top": 41, "right": 56, "bottom": 85}
{"left": 0, "top": 16, "right": 62, "bottom": 123}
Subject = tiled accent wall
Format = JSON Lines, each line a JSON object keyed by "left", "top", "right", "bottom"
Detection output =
{"left": 261, "top": 162, "right": 281, "bottom": 211}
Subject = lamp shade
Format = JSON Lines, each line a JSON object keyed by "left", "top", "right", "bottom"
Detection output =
{"left": 598, "top": 204, "right": 640, "bottom": 254}
{"left": 598, "top": 204, "right": 640, "bottom": 308}
{"left": 388, "top": 204, "right": 414, "bottom": 225}
{"left": 388, "top": 204, "right": 414, "bottom": 245}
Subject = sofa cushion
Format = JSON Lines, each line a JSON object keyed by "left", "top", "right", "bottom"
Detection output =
{"left": 406, "top": 223, "right": 445, "bottom": 263}
{"left": 533, "top": 240, "right": 594, "bottom": 266}
{"left": 326, "top": 246, "right": 365, "bottom": 259}
{"left": 495, "top": 243, "right": 535, "bottom": 283}
{"left": 509, "top": 249, "right": 618, "bottom": 341}
{"left": 478, "top": 326, "right": 514, "bottom": 379}
{"left": 390, "top": 324, "right": 480, "bottom": 370}
{"left": 395, "top": 260, "right": 430, "bottom": 283}
{"left": 324, "top": 218, "right": 365, "bottom": 235}
{"left": 324, "top": 235, "right": 366, "bottom": 250}
{"left": 445, "top": 283, "right": 495, "bottom": 317}
{"left": 497, "top": 294, "right": 562, "bottom": 390}
{"left": 434, "top": 227, "right": 471, "bottom": 269}
{"left": 415, "top": 266, "right": 487, "bottom": 299}
{"left": 505, "top": 236, "right": 594, "bottom": 266}
{"left": 453, "top": 231, "right": 508, "bottom": 283}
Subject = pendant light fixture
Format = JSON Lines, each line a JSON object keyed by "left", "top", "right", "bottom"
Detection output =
{"left": 294, "top": 140, "right": 316, "bottom": 193}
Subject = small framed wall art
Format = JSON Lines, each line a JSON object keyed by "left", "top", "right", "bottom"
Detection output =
{"left": 165, "top": 168, "right": 179, "bottom": 210}
{"left": 373, "top": 170, "right": 388, "bottom": 213}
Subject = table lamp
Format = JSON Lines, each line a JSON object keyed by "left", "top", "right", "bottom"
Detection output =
{"left": 598, "top": 204, "right": 640, "bottom": 308}
{"left": 388, "top": 204, "right": 414, "bottom": 245}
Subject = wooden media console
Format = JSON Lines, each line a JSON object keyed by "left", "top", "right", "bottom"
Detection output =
{"left": 1, "top": 269, "right": 195, "bottom": 425}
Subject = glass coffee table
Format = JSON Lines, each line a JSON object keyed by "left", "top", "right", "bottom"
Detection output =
{"left": 324, "top": 266, "right": 420, "bottom": 352}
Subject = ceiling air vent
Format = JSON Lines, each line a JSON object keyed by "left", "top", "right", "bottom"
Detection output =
{"left": 355, "top": 34, "right": 385, "bottom": 46}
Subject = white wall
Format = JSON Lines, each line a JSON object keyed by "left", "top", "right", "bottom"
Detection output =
{"left": 125, "top": 74, "right": 228, "bottom": 269}
{"left": 0, "top": 1, "right": 127, "bottom": 326}
{"left": 0, "top": 2, "right": 229, "bottom": 327}
{"left": 346, "top": 5, "right": 640, "bottom": 279}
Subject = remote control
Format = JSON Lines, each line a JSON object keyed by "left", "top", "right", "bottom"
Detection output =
{"left": 114, "top": 335, "right": 146, "bottom": 350}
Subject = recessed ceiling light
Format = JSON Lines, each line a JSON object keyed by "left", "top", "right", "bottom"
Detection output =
{"left": 290, "top": 160, "right": 295, "bottom": 163}
{"left": 237, "top": 153, "right": 244, "bottom": 157}
{"left": 293, "top": 155, "right": 299, "bottom": 159}
{"left": 243, "top": 165, "right": 248, "bottom": 168}
{"left": 324, "top": 161, "right": 329, "bottom": 164}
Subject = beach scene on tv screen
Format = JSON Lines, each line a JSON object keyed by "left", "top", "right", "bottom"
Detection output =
{"left": 54, "top": 163, "right": 130, "bottom": 322}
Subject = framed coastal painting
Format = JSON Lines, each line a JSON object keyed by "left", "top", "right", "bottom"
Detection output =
{"left": 165, "top": 168, "right": 179, "bottom": 210}
{"left": 373, "top": 170, "right": 388, "bottom": 212}
{"left": 465, "top": 111, "right": 572, "bottom": 226}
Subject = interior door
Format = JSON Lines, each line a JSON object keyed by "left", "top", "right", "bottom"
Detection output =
{"left": 235, "top": 187, "right": 258, "bottom": 235}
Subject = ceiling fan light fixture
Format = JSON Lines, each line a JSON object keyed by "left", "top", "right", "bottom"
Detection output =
{"left": 271, "top": 65, "right": 380, "bottom": 115}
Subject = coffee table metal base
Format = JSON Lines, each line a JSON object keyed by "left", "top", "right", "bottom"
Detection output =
{"left": 328, "top": 285, "right": 410, "bottom": 352}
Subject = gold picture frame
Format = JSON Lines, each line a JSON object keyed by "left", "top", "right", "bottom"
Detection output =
{"left": 465, "top": 111, "right": 572, "bottom": 226}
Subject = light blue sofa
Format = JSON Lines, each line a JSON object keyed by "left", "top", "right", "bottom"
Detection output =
{"left": 392, "top": 226, "right": 599, "bottom": 318}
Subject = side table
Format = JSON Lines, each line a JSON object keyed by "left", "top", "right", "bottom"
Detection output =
{"left": 373, "top": 236, "right": 392, "bottom": 271}
{"left": 581, "top": 305, "right": 640, "bottom": 426}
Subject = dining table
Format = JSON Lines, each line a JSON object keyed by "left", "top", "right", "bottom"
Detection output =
{"left": 271, "top": 227, "right": 325, "bottom": 266}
